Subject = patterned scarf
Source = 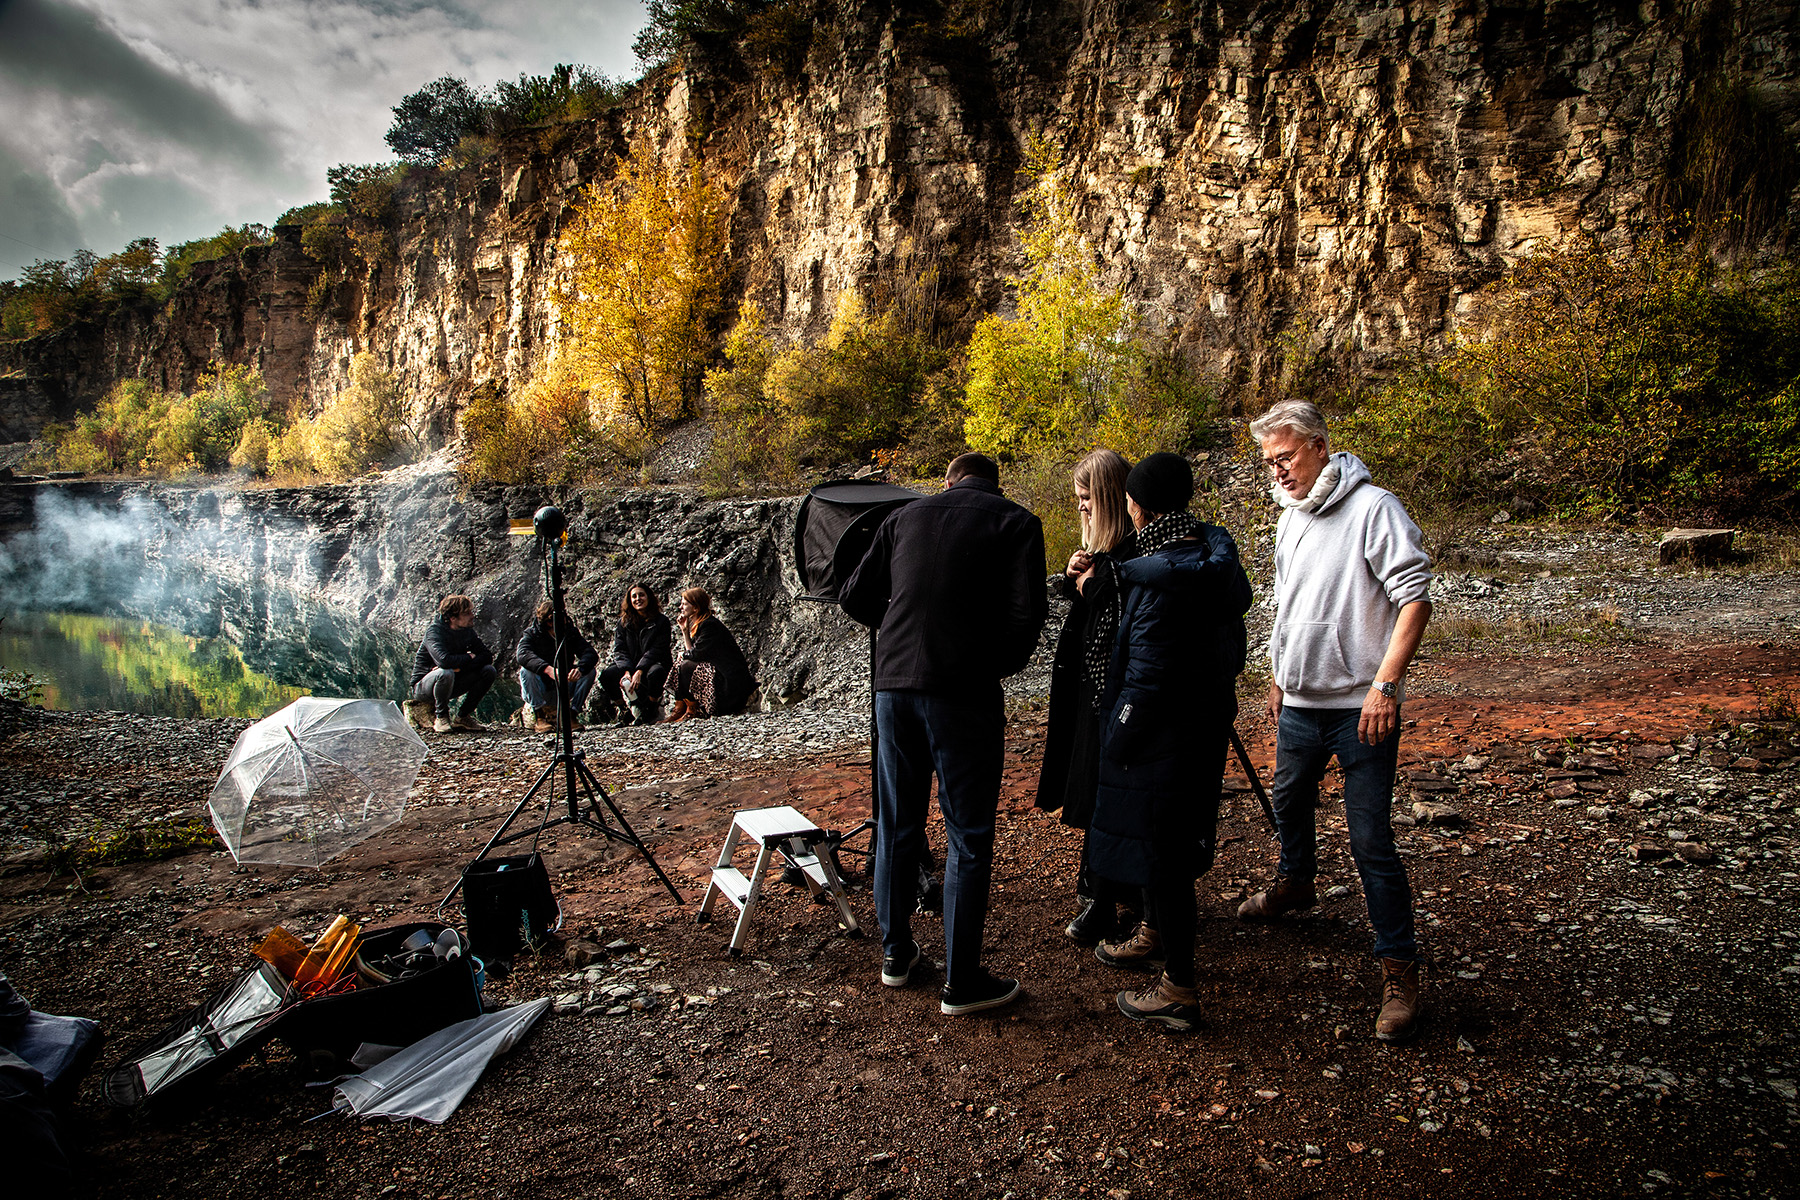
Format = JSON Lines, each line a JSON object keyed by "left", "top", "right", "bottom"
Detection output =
{"left": 1081, "top": 529, "right": 1139, "bottom": 710}
{"left": 1134, "top": 509, "right": 1200, "bottom": 557}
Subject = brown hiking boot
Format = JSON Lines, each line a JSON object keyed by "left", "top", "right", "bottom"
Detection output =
{"left": 1236, "top": 875, "right": 1318, "bottom": 921}
{"left": 1375, "top": 958, "right": 1423, "bottom": 1043}
{"left": 1117, "top": 972, "right": 1201, "bottom": 1031}
{"left": 1095, "top": 923, "right": 1165, "bottom": 972}
{"left": 532, "top": 707, "right": 556, "bottom": 734}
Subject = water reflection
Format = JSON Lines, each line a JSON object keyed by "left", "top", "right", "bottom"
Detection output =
{"left": 0, "top": 607, "right": 519, "bottom": 722}
{"left": 1, "top": 612, "right": 306, "bottom": 718}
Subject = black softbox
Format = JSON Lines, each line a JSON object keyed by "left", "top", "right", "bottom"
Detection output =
{"left": 793, "top": 480, "right": 924, "bottom": 600}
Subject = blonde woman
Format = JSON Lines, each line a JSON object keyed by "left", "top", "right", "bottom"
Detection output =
{"left": 1033, "top": 449, "right": 1142, "bottom": 945}
{"left": 662, "top": 587, "right": 754, "bottom": 722}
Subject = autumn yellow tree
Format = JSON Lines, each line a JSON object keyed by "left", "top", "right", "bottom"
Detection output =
{"left": 559, "top": 142, "right": 726, "bottom": 446}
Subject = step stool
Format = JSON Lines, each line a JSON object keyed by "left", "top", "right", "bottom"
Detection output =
{"left": 697, "top": 806, "right": 860, "bottom": 955}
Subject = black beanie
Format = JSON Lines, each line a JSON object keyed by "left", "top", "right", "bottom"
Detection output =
{"left": 1125, "top": 452, "right": 1193, "bottom": 515}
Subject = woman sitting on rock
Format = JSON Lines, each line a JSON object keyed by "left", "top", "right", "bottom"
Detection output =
{"left": 663, "top": 587, "right": 754, "bottom": 722}
{"left": 599, "top": 583, "right": 672, "bottom": 725}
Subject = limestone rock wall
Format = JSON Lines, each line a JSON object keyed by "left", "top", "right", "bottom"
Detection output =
{"left": 0, "top": 0, "right": 1794, "bottom": 436}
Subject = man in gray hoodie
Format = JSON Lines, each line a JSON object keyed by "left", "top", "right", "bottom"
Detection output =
{"left": 1239, "top": 399, "right": 1434, "bottom": 1042}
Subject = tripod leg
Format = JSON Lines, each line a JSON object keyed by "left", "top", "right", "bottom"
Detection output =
{"left": 1229, "top": 724, "right": 1278, "bottom": 836}
{"left": 572, "top": 757, "right": 685, "bottom": 905}
{"left": 438, "top": 754, "right": 561, "bottom": 911}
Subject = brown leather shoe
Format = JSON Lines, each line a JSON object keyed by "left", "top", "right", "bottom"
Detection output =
{"left": 1236, "top": 875, "right": 1318, "bottom": 921}
{"left": 532, "top": 708, "right": 556, "bottom": 734}
{"left": 1375, "top": 958, "right": 1423, "bottom": 1043}
{"left": 1095, "top": 923, "right": 1165, "bottom": 971}
{"left": 660, "top": 699, "right": 692, "bottom": 724}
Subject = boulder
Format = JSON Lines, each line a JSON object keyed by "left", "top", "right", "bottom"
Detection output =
{"left": 1658, "top": 528, "right": 1735, "bottom": 566}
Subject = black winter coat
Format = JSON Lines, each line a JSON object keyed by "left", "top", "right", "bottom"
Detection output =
{"left": 609, "top": 613, "right": 673, "bottom": 675}
{"left": 410, "top": 617, "right": 494, "bottom": 688}
{"left": 840, "top": 477, "right": 1047, "bottom": 696}
{"left": 682, "top": 616, "right": 754, "bottom": 715}
{"left": 1034, "top": 540, "right": 1136, "bottom": 827}
{"left": 517, "top": 621, "right": 599, "bottom": 677}
{"left": 1087, "top": 526, "right": 1252, "bottom": 887}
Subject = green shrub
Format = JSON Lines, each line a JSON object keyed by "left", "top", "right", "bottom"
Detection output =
{"left": 48, "top": 365, "right": 273, "bottom": 476}
{"left": 272, "top": 353, "right": 415, "bottom": 480}
{"left": 160, "top": 224, "right": 271, "bottom": 293}
{"left": 1337, "top": 232, "right": 1800, "bottom": 513}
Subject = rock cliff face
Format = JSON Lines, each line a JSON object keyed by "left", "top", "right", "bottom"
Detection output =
{"left": 1, "top": 0, "right": 1795, "bottom": 435}
{"left": 0, "top": 470, "right": 902, "bottom": 710}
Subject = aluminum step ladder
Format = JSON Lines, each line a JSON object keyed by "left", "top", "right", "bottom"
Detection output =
{"left": 696, "top": 805, "right": 860, "bottom": 955}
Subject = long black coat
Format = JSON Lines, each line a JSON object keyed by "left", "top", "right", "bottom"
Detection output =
{"left": 608, "top": 613, "right": 673, "bottom": 675}
{"left": 683, "top": 616, "right": 754, "bottom": 715}
{"left": 1034, "top": 540, "right": 1136, "bottom": 827}
{"left": 1088, "top": 526, "right": 1252, "bottom": 888}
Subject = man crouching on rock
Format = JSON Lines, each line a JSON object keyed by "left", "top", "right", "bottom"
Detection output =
{"left": 516, "top": 600, "right": 599, "bottom": 733}
{"left": 1241, "top": 400, "right": 1433, "bottom": 1042}
{"left": 408, "top": 594, "right": 497, "bottom": 734}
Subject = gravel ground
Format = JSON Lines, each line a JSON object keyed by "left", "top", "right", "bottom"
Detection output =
{"left": 3, "top": 525, "right": 1799, "bottom": 1198}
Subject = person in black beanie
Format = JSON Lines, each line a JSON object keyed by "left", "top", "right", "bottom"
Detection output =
{"left": 1086, "top": 451, "right": 1253, "bottom": 1030}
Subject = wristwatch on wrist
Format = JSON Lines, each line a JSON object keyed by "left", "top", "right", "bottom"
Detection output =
{"left": 1372, "top": 680, "right": 1398, "bottom": 699}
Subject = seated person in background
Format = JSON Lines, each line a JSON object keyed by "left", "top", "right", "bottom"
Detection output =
{"left": 409, "top": 594, "right": 496, "bottom": 734}
{"left": 599, "top": 583, "right": 672, "bottom": 725}
{"left": 516, "top": 600, "right": 599, "bottom": 733}
{"left": 663, "top": 587, "right": 754, "bottom": 723}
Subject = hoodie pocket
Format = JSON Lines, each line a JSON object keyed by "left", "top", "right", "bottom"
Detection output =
{"left": 1276, "top": 621, "right": 1357, "bottom": 694}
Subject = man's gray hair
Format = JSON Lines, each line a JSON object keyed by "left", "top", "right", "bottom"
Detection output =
{"left": 1249, "top": 399, "right": 1330, "bottom": 447}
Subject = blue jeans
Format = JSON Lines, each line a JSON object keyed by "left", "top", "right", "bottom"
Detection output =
{"left": 1272, "top": 705, "right": 1418, "bottom": 962}
{"left": 519, "top": 667, "right": 594, "bottom": 715}
{"left": 411, "top": 664, "right": 496, "bottom": 717}
{"left": 873, "top": 689, "right": 1004, "bottom": 988}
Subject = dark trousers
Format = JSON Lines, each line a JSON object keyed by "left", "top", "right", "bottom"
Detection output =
{"left": 411, "top": 664, "right": 496, "bottom": 717}
{"left": 873, "top": 689, "right": 1004, "bottom": 988}
{"left": 1143, "top": 879, "right": 1198, "bottom": 988}
{"left": 1272, "top": 705, "right": 1417, "bottom": 962}
{"left": 599, "top": 662, "right": 667, "bottom": 709}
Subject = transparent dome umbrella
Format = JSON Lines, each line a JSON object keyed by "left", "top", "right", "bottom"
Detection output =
{"left": 209, "top": 697, "right": 429, "bottom": 867}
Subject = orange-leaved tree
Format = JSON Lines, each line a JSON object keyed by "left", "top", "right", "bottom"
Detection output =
{"left": 558, "top": 141, "right": 726, "bottom": 451}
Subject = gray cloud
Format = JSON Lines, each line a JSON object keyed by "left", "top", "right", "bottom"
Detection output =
{"left": 0, "top": 0, "right": 649, "bottom": 278}
{"left": 0, "top": 143, "right": 84, "bottom": 270}
{"left": 0, "top": 0, "right": 279, "bottom": 168}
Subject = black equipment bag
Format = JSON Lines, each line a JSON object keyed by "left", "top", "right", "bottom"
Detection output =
{"left": 461, "top": 853, "right": 561, "bottom": 960}
{"left": 272, "top": 921, "right": 483, "bottom": 1062}
{"left": 792, "top": 480, "right": 924, "bottom": 600}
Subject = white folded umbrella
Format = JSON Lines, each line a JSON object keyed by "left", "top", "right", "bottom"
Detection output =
{"left": 332, "top": 997, "right": 551, "bottom": 1123}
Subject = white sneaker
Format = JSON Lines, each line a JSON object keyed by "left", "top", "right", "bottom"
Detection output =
{"left": 432, "top": 715, "right": 452, "bottom": 734}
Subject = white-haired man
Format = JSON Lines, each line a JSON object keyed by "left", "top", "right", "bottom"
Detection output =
{"left": 1241, "top": 399, "right": 1433, "bottom": 1042}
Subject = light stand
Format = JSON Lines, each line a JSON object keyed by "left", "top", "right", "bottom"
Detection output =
{"left": 440, "top": 506, "right": 683, "bottom": 911}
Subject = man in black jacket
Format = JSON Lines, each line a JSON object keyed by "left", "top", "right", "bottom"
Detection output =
{"left": 841, "top": 452, "right": 1047, "bottom": 1015}
{"left": 517, "top": 600, "right": 600, "bottom": 733}
{"left": 408, "top": 594, "right": 497, "bottom": 734}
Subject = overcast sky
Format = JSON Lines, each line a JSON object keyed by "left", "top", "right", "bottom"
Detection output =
{"left": 0, "top": 0, "right": 650, "bottom": 280}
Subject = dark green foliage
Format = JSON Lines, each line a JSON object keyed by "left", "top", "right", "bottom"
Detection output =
{"left": 1, "top": 239, "right": 161, "bottom": 340}
{"left": 386, "top": 75, "right": 490, "bottom": 165}
{"left": 490, "top": 64, "right": 625, "bottom": 129}
{"left": 275, "top": 201, "right": 337, "bottom": 227}
{"left": 159, "top": 224, "right": 271, "bottom": 292}
{"left": 634, "top": 0, "right": 768, "bottom": 68}
{"left": 1337, "top": 233, "right": 1800, "bottom": 514}
{"left": 326, "top": 163, "right": 401, "bottom": 221}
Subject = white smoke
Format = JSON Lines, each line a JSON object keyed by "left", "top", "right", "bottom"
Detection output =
{"left": 0, "top": 487, "right": 191, "bottom": 615}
